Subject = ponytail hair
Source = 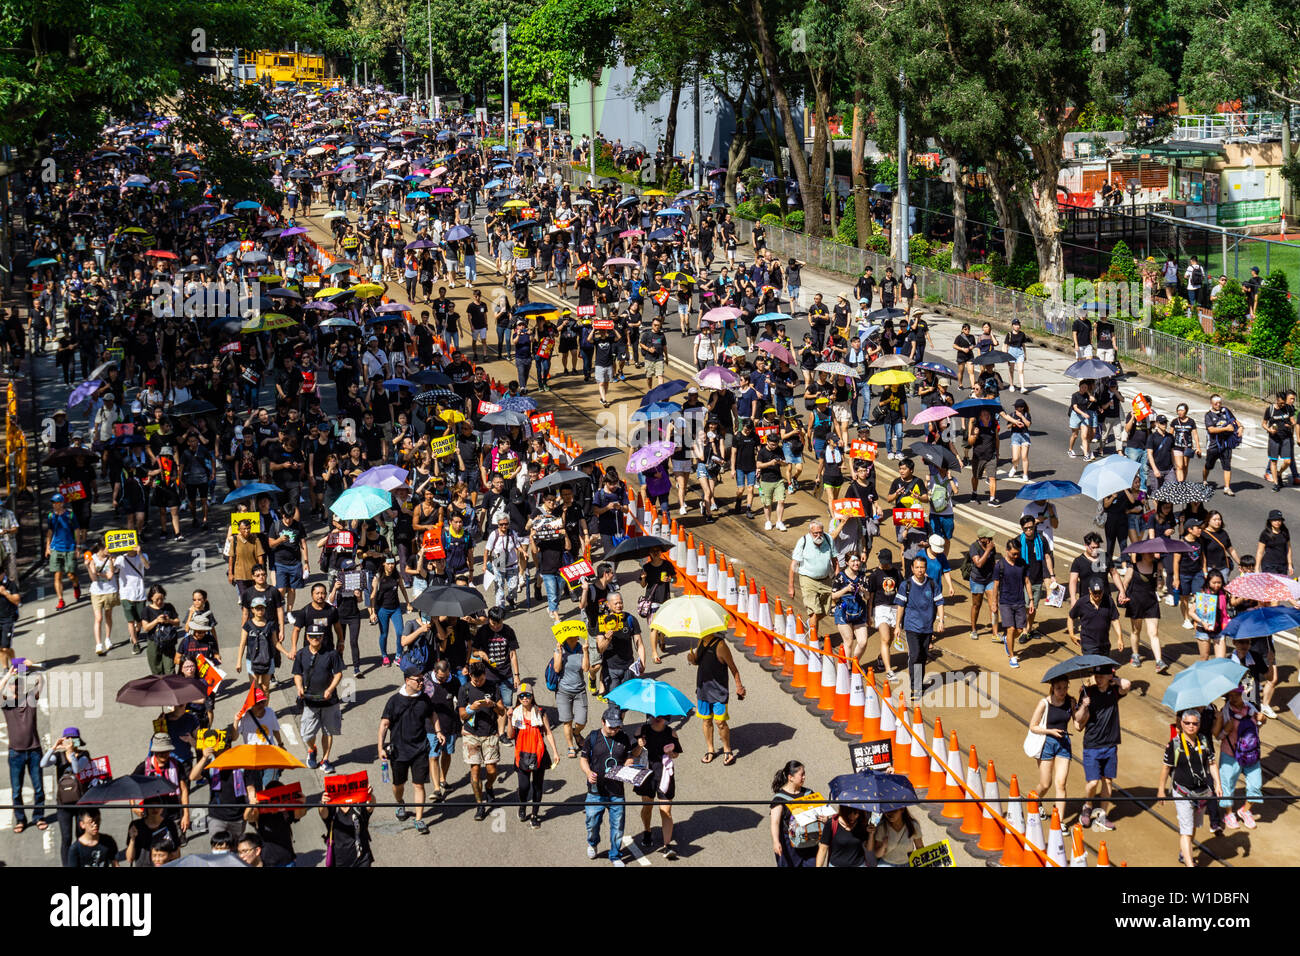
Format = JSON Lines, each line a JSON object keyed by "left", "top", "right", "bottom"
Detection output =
{"left": 771, "top": 760, "right": 804, "bottom": 793}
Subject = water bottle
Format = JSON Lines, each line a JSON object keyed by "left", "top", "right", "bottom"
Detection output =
{"left": 381, "top": 758, "right": 390, "bottom": 784}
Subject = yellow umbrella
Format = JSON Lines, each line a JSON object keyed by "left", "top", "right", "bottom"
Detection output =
{"left": 208, "top": 744, "right": 305, "bottom": 771}
{"left": 257, "top": 274, "right": 283, "bottom": 283}
{"left": 643, "top": 189, "right": 668, "bottom": 197}
{"left": 350, "top": 283, "right": 385, "bottom": 298}
{"left": 501, "top": 199, "right": 530, "bottom": 209}
{"left": 314, "top": 286, "right": 345, "bottom": 298}
{"left": 439, "top": 409, "right": 466, "bottom": 424}
{"left": 867, "top": 369, "right": 916, "bottom": 386}
{"left": 663, "top": 272, "right": 695, "bottom": 284}
{"left": 649, "top": 596, "right": 729, "bottom": 639}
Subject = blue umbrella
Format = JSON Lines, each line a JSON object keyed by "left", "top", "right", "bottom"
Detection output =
{"left": 1223, "top": 606, "right": 1300, "bottom": 640}
{"left": 217, "top": 241, "right": 242, "bottom": 257}
{"left": 648, "top": 228, "right": 677, "bottom": 240}
{"left": 656, "top": 208, "right": 685, "bottom": 218}
{"left": 952, "top": 398, "right": 1002, "bottom": 414}
{"left": 28, "top": 257, "right": 58, "bottom": 268}
{"left": 493, "top": 162, "right": 513, "bottom": 170}
{"left": 515, "top": 303, "right": 559, "bottom": 316}
{"left": 617, "top": 196, "right": 640, "bottom": 209}
{"left": 1016, "top": 480, "right": 1082, "bottom": 501}
{"left": 497, "top": 395, "right": 538, "bottom": 413}
{"left": 330, "top": 486, "right": 393, "bottom": 520}
{"left": 490, "top": 144, "right": 508, "bottom": 152}
{"left": 222, "top": 483, "right": 283, "bottom": 504}
{"left": 67, "top": 380, "right": 102, "bottom": 410}
{"left": 406, "top": 190, "right": 430, "bottom": 199}
{"left": 232, "top": 200, "right": 262, "bottom": 211}
{"left": 871, "top": 183, "right": 892, "bottom": 192}
{"left": 827, "top": 772, "right": 917, "bottom": 812}
{"left": 752, "top": 312, "right": 787, "bottom": 323}
{"left": 630, "top": 401, "right": 682, "bottom": 421}
{"left": 483, "top": 179, "right": 504, "bottom": 189}
{"left": 914, "top": 361, "right": 957, "bottom": 378}
{"left": 382, "top": 378, "right": 416, "bottom": 390}
{"left": 640, "top": 380, "right": 690, "bottom": 407}
{"left": 606, "top": 678, "right": 694, "bottom": 717}
{"left": 1079, "top": 455, "right": 1141, "bottom": 501}
{"left": 1041, "top": 654, "right": 1118, "bottom": 682}
{"left": 1162, "top": 659, "right": 1247, "bottom": 712}
{"left": 511, "top": 221, "right": 540, "bottom": 232}
{"left": 205, "top": 214, "right": 235, "bottom": 227}
{"left": 1065, "top": 358, "right": 1120, "bottom": 379}
{"left": 445, "top": 225, "right": 473, "bottom": 241}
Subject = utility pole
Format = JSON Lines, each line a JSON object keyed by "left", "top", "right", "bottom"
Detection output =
{"left": 897, "top": 68, "right": 909, "bottom": 265}
{"left": 401, "top": 50, "right": 406, "bottom": 97}
{"left": 694, "top": 68, "right": 702, "bottom": 191}
{"left": 502, "top": 23, "right": 510, "bottom": 155}
{"left": 590, "top": 74, "right": 597, "bottom": 182}
{"left": 427, "top": 0, "right": 434, "bottom": 117}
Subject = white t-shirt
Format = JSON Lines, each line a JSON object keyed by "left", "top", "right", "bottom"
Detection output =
{"left": 114, "top": 552, "right": 150, "bottom": 602}
{"left": 88, "top": 554, "right": 117, "bottom": 596}
{"left": 238, "top": 706, "right": 282, "bottom": 745}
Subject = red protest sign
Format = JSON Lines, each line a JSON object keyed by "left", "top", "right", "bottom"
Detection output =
{"left": 477, "top": 400, "right": 502, "bottom": 415}
{"left": 421, "top": 528, "right": 446, "bottom": 560}
{"left": 850, "top": 440, "right": 878, "bottom": 461}
{"left": 325, "top": 530, "right": 355, "bottom": 550}
{"left": 575, "top": 262, "right": 591, "bottom": 280}
{"left": 1132, "top": 394, "right": 1152, "bottom": 421}
{"left": 194, "top": 653, "right": 226, "bottom": 696}
{"left": 756, "top": 425, "right": 777, "bottom": 439}
{"left": 593, "top": 318, "right": 615, "bottom": 331}
{"left": 253, "top": 780, "right": 304, "bottom": 809}
{"left": 324, "top": 771, "right": 371, "bottom": 805}
{"left": 58, "top": 481, "right": 87, "bottom": 502}
{"left": 653, "top": 288, "right": 671, "bottom": 307}
{"left": 113, "top": 422, "right": 135, "bottom": 437}
{"left": 220, "top": 341, "right": 241, "bottom": 354}
{"left": 77, "top": 755, "right": 112, "bottom": 788}
{"left": 560, "top": 559, "right": 594, "bottom": 584}
{"left": 891, "top": 507, "right": 927, "bottom": 529}
{"left": 530, "top": 411, "right": 555, "bottom": 433}
{"left": 831, "top": 498, "right": 866, "bottom": 518}
{"left": 577, "top": 304, "right": 597, "bottom": 317}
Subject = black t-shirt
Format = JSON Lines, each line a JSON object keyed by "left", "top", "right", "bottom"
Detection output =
{"left": 599, "top": 612, "right": 641, "bottom": 667}
{"left": 1070, "top": 552, "right": 1112, "bottom": 593}
{"left": 240, "top": 584, "right": 284, "bottom": 621}
{"left": 1070, "top": 390, "right": 1094, "bottom": 415}
{"left": 1070, "top": 596, "right": 1118, "bottom": 653}
{"left": 126, "top": 818, "right": 181, "bottom": 867}
{"left": 457, "top": 680, "right": 501, "bottom": 737}
{"left": 757, "top": 444, "right": 783, "bottom": 483}
{"left": 1258, "top": 527, "right": 1290, "bottom": 571}
{"left": 867, "top": 567, "right": 902, "bottom": 611}
{"left": 1072, "top": 318, "right": 1092, "bottom": 347}
{"left": 818, "top": 815, "right": 875, "bottom": 867}
{"left": 293, "top": 603, "right": 339, "bottom": 651}
{"left": 257, "top": 811, "right": 296, "bottom": 867}
{"left": 69, "top": 835, "right": 119, "bottom": 867}
{"left": 1163, "top": 734, "right": 1215, "bottom": 792}
{"left": 1082, "top": 683, "right": 1122, "bottom": 749}
{"left": 1200, "top": 527, "right": 1232, "bottom": 570}
{"left": 474, "top": 624, "right": 520, "bottom": 684}
{"left": 323, "top": 806, "right": 373, "bottom": 867}
{"left": 581, "top": 728, "right": 635, "bottom": 798}
{"left": 733, "top": 432, "right": 759, "bottom": 472}
{"left": 292, "top": 647, "right": 343, "bottom": 704}
{"left": 1147, "top": 430, "right": 1174, "bottom": 472}
{"left": 382, "top": 689, "right": 434, "bottom": 761}
{"left": 270, "top": 519, "right": 306, "bottom": 566}
{"left": 968, "top": 542, "right": 997, "bottom": 585}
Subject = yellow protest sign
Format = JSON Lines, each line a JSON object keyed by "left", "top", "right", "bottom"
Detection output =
{"left": 195, "top": 728, "right": 228, "bottom": 754}
{"left": 104, "top": 530, "right": 138, "bottom": 553}
{"left": 552, "top": 620, "right": 587, "bottom": 644}
{"left": 497, "top": 457, "right": 519, "bottom": 479}
{"left": 908, "top": 839, "right": 954, "bottom": 868}
{"left": 429, "top": 434, "right": 457, "bottom": 459}
{"left": 231, "top": 511, "right": 261, "bottom": 533}
{"left": 599, "top": 611, "right": 626, "bottom": 634}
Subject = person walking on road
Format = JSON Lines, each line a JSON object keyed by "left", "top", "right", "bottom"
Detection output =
{"left": 579, "top": 705, "right": 642, "bottom": 866}
{"left": 1075, "top": 667, "right": 1130, "bottom": 833}
{"left": 1214, "top": 685, "right": 1264, "bottom": 831}
{"left": 1029, "top": 678, "right": 1075, "bottom": 825}
{"left": 509, "top": 682, "right": 560, "bottom": 828}
{"left": 85, "top": 536, "right": 119, "bottom": 656}
{"left": 895, "top": 554, "right": 945, "bottom": 703}
{"left": 457, "top": 660, "right": 505, "bottom": 821}
{"left": 1201, "top": 394, "right": 1243, "bottom": 496}
{"left": 293, "top": 629, "right": 344, "bottom": 774}
{"left": 378, "top": 666, "right": 435, "bottom": 835}
{"left": 687, "top": 626, "right": 746, "bottom": 767}
{"left": 1158, "top": 708, "right": 1222, "bottom": 866}
{"left": 44, "top": 493, "right": 81, "bottom": 611}
{"left": 788, "top": 520, "right": 837, "bottom": 643}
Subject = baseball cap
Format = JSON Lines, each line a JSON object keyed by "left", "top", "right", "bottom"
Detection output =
{"left": 62, "top": 727, "right": 82, "bottom": 743}
{"left": 1088, "top": 578, "right": 1105, "bottom": 592}
{"left": 975, "top": 526, "right": 995, "bottom": 540}
{"left": 249, "top": 596, "right": 268, "bottom": 608}
{"left": 251, "top": 687, "right": 268, "bottom": 704}
{"left": 517, "top": 681, "right": 534, "bottom": 698}
{"left": 928, "top": 534, "right": 945, "bottom": 551}
{"left": 687, "top": 386, "right": 699, "bottom": 394}
{"left": 190, "top": 611, "right": 214, "bottom": 630}
{"left": 1156, "top": 414, "right": 1168, "bottom": 424}
{"left": 1185, "top": 518, "right": 1202, "bottom": 528}
{"left": 859, "top": 297, "right": 869, "bottom": 304}
{"left": 602, "top": 705, "right": 623, "bottom": 727}
{"left": 402, "top": 663, "right": 424, "bottom": 678}
{"left": 51, "top": 493, "right": 65, "bottom": 503}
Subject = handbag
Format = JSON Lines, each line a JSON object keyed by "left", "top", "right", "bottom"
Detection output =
{"left": 637, "top": 594, "right": 654, "bottom": 618}
{"left": 1023, "top": 698, "right": 1048, "bottom": 758}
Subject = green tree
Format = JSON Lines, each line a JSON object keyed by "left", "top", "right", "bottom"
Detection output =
{"left": 1248, "top": 270, "right": 1297, "bottom": 361}
{"left": 1212, "top": 281, "right": 1249, "bottom": 344}
{"left": 1108, "top": 240, "right": 1140, "bottom": 284}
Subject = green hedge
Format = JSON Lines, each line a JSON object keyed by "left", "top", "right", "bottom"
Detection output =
{"left": 783, "top": 210, "right": 804, "bottom": 232}
{"left": 735, "top": 200, "right": 758, "bottom": 221}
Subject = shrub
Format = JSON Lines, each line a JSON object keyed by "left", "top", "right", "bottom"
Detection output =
{"left": 837, "top": 194, "right": 858, "bottom": 245}
{"left": 1247, "top": 270, "right": 1297, "bottom": 361}
{"left": 784, "top": 210, "right": 805, "bottom": 232}
{"left": 1166, "top": 295, "right": 1187, "bottom": 319}
{"left": 865, "top": 233, "right": 889, "bottom": 254}
{"left": 1023, "top": 282, "right": 1049, "bottom": 299}
{"left": 735, "top": 201, "right": 758, "bottom": 221}
{"left": 1155, "top": 312, "right": 1203, "bottom": 339}
{"left": 1212, "top": 282, "right": 1249, "bottom": 343}
{"left": 759, "top": 213, "right": 782, "bottom": 226}
{"left": 1108, "top": 240, "right": 1140, "bottom": 285}
{"left": 759, "top": 201, "right": 783, "bottom": 218}
{"left": 970, "top": 263, "right": 992, "bottom": 281}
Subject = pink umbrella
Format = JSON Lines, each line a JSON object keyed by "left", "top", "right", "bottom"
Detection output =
{"left": 431, "top": 187, "right": 454, "bottom": 195}
{"left": 702, "top": 306, "right": 742, "bottom": 324}
{"left": 626, "top": 441, "right": 677, "bottom": 475}
{"left": 429, "top": 167, "right": 448, "bottom": 178}
{"left": 606, "top": 257, "right": 638, "bottom": 266}
{"left": 696, "top": 365, "right": 739, "bottom": 390}
{"left": 756, "top": 340, "right": 795, "bottom": 365}
{"left": 912, "top": 406, "right": 958, "bottom": 424}
{"left": 412, "top": 168, "right": 432, "bottom": 175}
{"left": 619, "top": 229, "right": 644, "bottom": 238}
{"left": 1227, "top": 573, "right": 1300, "bottom": 603}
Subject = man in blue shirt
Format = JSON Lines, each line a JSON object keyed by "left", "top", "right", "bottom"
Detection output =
{"left": 43, "top": 494, "right": 81, "bottom": 610}
{"left": 894, "top": 555, "right": 944, "bottom": 703}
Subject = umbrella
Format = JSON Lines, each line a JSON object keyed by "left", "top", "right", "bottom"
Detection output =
{"left": 756, "top": 341, "right": 795, "bottom": 365}
{"left": 951, "top": 398, "right": 1002, "bottom": 415}
{"left": 908, "top": 442, "right": 960, "bottom": 470}
{"left": 497, "top": 395, "right": 538, "bottom": 413}
{"left": 329, "top": 486, "right": 393, "bottom": 519}
{"left": 868, "top": 369, "right": 914, "bottom": 386}
{"left": 1223, "top": 605, "right": 1300, "bottom": 640}
{"left": 1161, "top": 659, "right": 1247, "bottom": 712}
{"left": 414, "top": 389, "right": 460, "bottom": 406}
{"left": 606, "top": 536, "right": 675, "bottom": 563}
{"left": 353, "top": 465, "right": 410, "bottom": 491}
{"left": 445, "top": 225, "right": 473, "bottom": 241}
{"left": 702, "top": 306, "right": 743, "bottom": 324}
{"left": 170, "top": 398, "right": 216, "bottom": 416}
{"left": 606, "top": 678, "right": 694, "bottom": 717}
{"left": 208, "top": 744, "right": 306, "bottom": 770}
{"left": 1041, "top": 654, "right": 1121, "bottom": 683}
{"left": 1016, "top": 480, "right": 1082, "bottom": 501}
{"left": 827, "top": 772, "right": 917, "bottom": 812}
{"left": 382, "top": 378, "right": 416, "bottom": 390}
{"left": 606, "top": 257, "right": 638, "bottom": 266}
{"left": 650, "top": 596, "right": 729, "bottom": 638}
{"left": 911, "top": 405, "right": 958, "bottom": 425}
{"left": 867, "top": 307, "right": 906, "bottom": 321}
{"left": 163, "top": 853, "right": 247, "bottom": 868}
{"left": 77, "top": 774, "right": 178, "bottom": 805}
{"left": 409, "top": 368, "right": 453, "bottom": 387}
{"left": 1065, "top": 358, "right": 1121, "bottom": 379}
{"left": 42, "top": 447, "right": 94, "bottom": 466}
{"left": 626, "top": 441, "right": 677, "bottom": 475}
{"left": 572, "top": 446, "right": 622, "bottom": 468}
{"left": 67, "top": 380, "right": 103, "bottom": 409}
{"left": 411, "top": 585, "right": 486, "bottom": 617}
{"left": 630, "top": 401, "right": 681, "bottom": 422}
{"left": 481, "top": 410, "right": 531, "bottom": 427}
{"left": 222, "top": 483, "right": 282, "bottom": 504}
{"left": 1226, "top": 573, "right": 1300, "bottom": 603}
{"left": 696, "top": 365, "right": 739, "bottom": 390}
{"left": 439, "top": 410, "right": 467, "bottom": 425}
{"left": 529, "top": 470, "right": 591, "bottom": 494}
{"left": 1079, "top": 455, "right": 1141, "bottom": 500}
{"left": 1123, "top": 538, "right": 1196, "bottom": 555}
{"left": 1152, "top": 481, "right": 1215, "bottom": 504}
{"left": 751, "top": 312, "right": 787, "bottom": 324}
{"left": 641, "top": 380, "right": 690, "bottom": 406}
{"left": 816, "top": 361, "right": 860, "bottom": 379}
{"left": 115, "top": 675, "right": 208, "bottom": 708}
{"left": 869, "top": 354, "right": 912, "bottom": 369}
{"left": 972, "top": 350, "right": 1014, "bottom": 366}
{"left": 914, "top": 361, "right": 958, "bottom": 379}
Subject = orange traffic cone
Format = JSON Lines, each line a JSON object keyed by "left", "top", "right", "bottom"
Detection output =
{"left": 1046, "top": 808, "right": 1067, "bottom": 866}
{"left": 818, "top": 639, "right": 837, "bottom": 712}
{"left": 907, "top": 706, "right": 930, "bottom": 792}
{"left": 1021, "top": 793, "right": 1045, "bottom": 867}
{"left": 1096, "top": 841, "right": 1110, "bottom": 867}
{"left": 846, "top": 666, "right": 865, "bottom": 736}
{"left": 683, "top": 535, "right": 698, "bottom": 594}
{"left": 742, "top": 577, "right": 759, "bottom": 649}
{"left": 941, "top": 732, "right": 966, "bottom": 820}
{"left": 1000, "top": 774, "right": 1026, "bottom": 867}
{"left": 705, "top": 547, "right": 719, "bottom": 599}
{"left": 927, "top": 717, "right": 950, "bottom": 799}
{"left": 960, "top": 745, "right": 984, "bottom": 835}
{"left": 790, "top": 614, "right": 808, "bottom": 690}
{"left": 977, "top": 760, "right": 1005, "bottom": 852}
{"left": 774, "top": 599, "right": 792, "bottom": 675}
{"left": 803, "top": 625, "right": 822, "bottom": 703}
{"left": 695, "top": 544, "right": 708, "bottom": 591}
{"left": 862, "top": 670, "right": 881, "bottom": 741}
{"left": 890, "top": 692, "right": 911, "bottom": 780}
{"left": 832, "top": 652, "right": 851, "bottom": 723}
{"left": 1070, "top": 824, "right": 1087, "bottom": 867}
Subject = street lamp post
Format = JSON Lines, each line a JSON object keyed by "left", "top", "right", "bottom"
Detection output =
{"left": 897, "top": 68, "right": 909, "bottom": 265}
{"left": 427, "top": 0, "right": 435, "bottom": 118}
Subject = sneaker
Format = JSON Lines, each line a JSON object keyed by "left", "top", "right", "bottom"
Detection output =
{"left": 1154, "top": 660, "right": 1169, "bottom": 675}
{"left": 970, "top": 630, "right": 979, "bottom": 641}
{"left": 1238, "top": 808, "right": 1257, "bottom": 829}
{"left": 307, "top": 749, "right": 319, "bottom": 769}
{"left": 1181, "top": 619, "right": 1195, "bottom": 630}
{"left": 986, "top": 498, "right": 999, "bottom": 507}
{"left": 1067, "top": 450, "right": 1078, "bottom": 459}
{"left": 660, "top": 843, "right": 678, "bottom": 860}
{"left": 764, "top": 521, "right": 773, "bottom": 531}
{"left": 395, "top": 804, "right": 411, "bottom": 821}
{"left": 529, "top": 815, "right": 541, "bottom": 829}
{"left": 1079, "top": 804, "right": 1093, "bottom": 827}
{"left": 56, "top": 600, "right": 65, "bottom": 610}
{"left": 639, "top": 831, "right": 653, "bottom": 850}
{"left": 586, "top": 843, "right": 598, "bottom": 860}
{"left": 775, "top": 521, "right": 788, "bottom": 531}
{"left": 320, "top": 761, "right": 335, "bottom": 774}
{"left": 992, "top": 633, "right": 1005, "bottom": 644}
{"left": 1092, "top": 814, "right": 1115, "bottom": 832}
{"left": 1163, "top": 594, "right": 1175, "bottom": 606}
{"left": 485, "top": 786, "right": 496, "bottom": 803}
{"left": 679, "top": 506, "right": 688, "bottom": 516}
{"left": 1005, "top": 469, "right": 1016, "bottom": 479}
{"left": 382, "top": 656, "right": 391, "bottom": 667}
{"left": 611, "top": 859, "right": 625, "bottom": 867}
{"left": 473, "top": 804, "right": 489, "bottom": 822}
{"left": 1129, "top": 654, "right": 1141, "bottom": 668}
{"left": 1260, "top": 703, "right": 1279, "bottom": 720}
{"left": 1009, "top": 656, "right": 1020, "bottom": 669}
{"left": 413, "top": 818, "right": 430, "bottom": 834}
{"left": 518, "top": 809, "right": 528, "bottom": 823}
{"left": 95, "top": 641, "right": 105, "bottom": 656}
{"left": 1223, "top": 811, "right": 1240, "bottom": 830}
{"left": 73, "top": 585, "right": 81, "bottom": 601}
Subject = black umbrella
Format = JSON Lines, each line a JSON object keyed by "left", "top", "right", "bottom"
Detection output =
{"left": 481, "top": 410, "right": 530, "bottom": 427}
{"left": 1152, "top": 480, "right": 1215, "bottom": 504}
{"left": 908, "top": 442, "right": 960, "bottom": 470}
{"left": 529, "top": 470, "right": 592, "bottom": 494}
{"left": 414, "top": 389, "right": 460, "bottom": 406}
{"left": 605, "top": 535, "right": 674, "bottom": 562}
{"left": 78, "top": 773, "right": 178, "bottom": 804}
{"left": 972, "top": 350, "right": 1014, "bottom": 366}
{"left": 115, "top": 675, "right": 207, "bottom": 708}
{"left": 409, "top": 368, "right": 453, "bottom": 387}
{"left": 867, "top": 307, "right": 905, "bottom": 321}
{"left": 1041, "top": 655, "right": 1118, "bottom": 683}
{"left": 170, "top": 398, "right": 217, "bottom": 416}
{"left": 597, "top": 225, "right": 622, "bottom": 238}
{"left": 572, "top": 446, "right": 622, "bottom": 468}
{"left": 411, "top": 585, "right": 487, "bottom": 617}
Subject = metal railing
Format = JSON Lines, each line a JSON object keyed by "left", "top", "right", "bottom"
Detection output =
{"left": 556, "top": 161, "right": 1300, "bottom": 400}
{"left": 1169, "top": 112, "right": 1289, "bottom": 143}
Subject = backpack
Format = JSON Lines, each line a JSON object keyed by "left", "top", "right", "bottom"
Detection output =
{"left": 1189, "top": 264, "right": 1204, "bottom": 287}
{"left": 544, "top": 656, "right": 560, "bottom": 692}
{"left": 57, "top": 766, "right": 85, "bottom": 805}
{"left": 929, "top": 479, "right": 950, "bottom": 513}
{"left": 1229, "top": 708, "right": 1261, "bottom": 767}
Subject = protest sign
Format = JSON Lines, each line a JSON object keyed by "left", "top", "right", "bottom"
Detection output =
{"left": 429, "top": 434, "right": 457, "bottom": 458}
{"left": 324, "top": 771, "right": 371, "bottom": 805}
{"left": 230, "top": 511, "right": 261, "bottom": 533}
{"left": 104, "top": 530, "right": 138, "bottom": 553}
{"left": 831, "top": 498, "right": 866, "bottom": 518}
{"left": 849, "top": 739, "right": 893, "bottom": 773}
{"left": 908, "top": 840, "right": 955, "bottom": 868}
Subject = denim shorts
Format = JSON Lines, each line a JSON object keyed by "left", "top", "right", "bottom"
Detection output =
{"left": 736, "top": 469, "right": 756, "bottom": 488}
{"left": 427, "top": 732, "right": 460, "bottom": 756}
{"left": 1011, "top": 433, "right": 1030, "bottom": 447}
{"left": 275, "top": 563, "right": 304, "bottom": 590}
{"left": 782, "top": 442, "right": 802, "bottom": 464}
{"left": 930, "top": 515, "right": 954, "bottom": 540}
{"left": 812, "top": 439, "right": 827, "bottom": 458}
{"left": 1069, "top": 411, "right": 1097, "bottom": 430}
{"left": 1083, "top": 745, "right": 1118, "bottom": 782}
{"left": 833, "top": 606, "right": 868, "bottom": 627}
{"left": 969, "top": 579, "right": 991, "bottom": 595}
{"left": 1008, "top": 346, "right": 1025, "bottom": 363}
{"left": 1040, "top": 734, "right": 1072, "bottom": 761}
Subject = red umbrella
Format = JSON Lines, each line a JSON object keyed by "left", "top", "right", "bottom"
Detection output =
{"left": 145, "top": 249, "right": 177, "bottom": 259}
{"left": 1226, "top": 573, "right": 1300, "bottom": 603}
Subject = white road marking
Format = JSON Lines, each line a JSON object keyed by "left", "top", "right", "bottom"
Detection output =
{"left": 281, "top": 722, "right": 299, "bottom": 746}
{"left": 620, "top": 834, "right": 653, "bottom": 866}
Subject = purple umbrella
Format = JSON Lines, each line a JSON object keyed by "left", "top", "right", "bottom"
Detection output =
{"left": 67, "top": 380, "right": 103, "bottom": 410}
{"left": 1123, "top": 538, "right": 1197, "bottom": 556}
{"left": 406, "top": 240, "right": 435, "bottom": 250}
{"left": 353, "top": 464, "right": 410, "bottom": 491}
{"left": 695, "top": 365, "right": 739, "bottom": 390}
{"left": 280, "top": 226, "right": 307, "bottom": 237}
{"left": 912, "top": 406, "right": 958, "bottom": 425}
{"left": 626, "top": 441, "right": 677, "bottom": 475}
{"left": 377, "top": 302, "right": 410, "bottom": 313}
{"left": 302, "top": 300, "right": 337, "bottom": 311}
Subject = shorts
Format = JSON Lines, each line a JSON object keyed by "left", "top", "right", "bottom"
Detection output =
{"left": 872, "top": 605, "right": 897, "bottom": 628}
{"left": 594, "top": 366, "right": 614, "bottom": 384}
{"left": 1173, "top": 786, "right": 1210, "bottom": 836}
{"left": 1069, "top": 411, "right": 1097, "bottom": 430}
{"left": 1011, "top": 433, "right": 1030, "bottom": 447}
{"left": 998, "top": 604, "right": 1027, "bottom": 630}
{"left": 90, "top": 591, "right": 120, "bottom": 612}
{"left": 391, "top": 755, "right": 431, "bottom": 786}
{"left": 121, "top": 599, "right": 146, "bottom": 623}
{"left": 472, "top": 327, "right": 488, "bottom": 342}
{"left": 1076, "top": 345, "right": 1095, "bottom": 360}
{"left": 185, "top": 483, "right": 207, "bottom": 506}
{"left": 275, "top": 563, "right": 305, "bottom": 590}
{"left": 833, "top": 606, "right": 867, "bottom": 627}
{"left": 154, "top": 485, "right": 180, "bottom": 509}
{"left": 645, "top": 359, "right": 665, "bottom": 377}
{"left": 930, "top": 514, "right": 954, "bottom": 540}
{"left": 757, "top": 480, "right": 786, "bottom": 506}
{"left": 695, "top": 463, "right": 719, "bottom": 481}
{"left": 697, "top": 699, "right": 729, "bottom": 721}
{"left": 736, "top": 469, "right": 756, "bottom": 488}
{"left": 971, "top": 457, "right": 994, "bottom": 482}
{"left": 499, "top": 683, "right": 516, "bottom": 708}
{"left": 0, "top": 621, "right": 13, "bottom": 649}
{"left": 463, "top": 732, "right": 501, "bottom": 766}
{"left": 969, "top": 579, "right": 991, "bottom": 595}
{"left": 427, "top": 731, "right": 460, "bottom": 757}
{"left": 782, "top": 442, "right": 803, "bottom": 464}
{"left": 300, "top": 703, "right": 342, "bottom": 739}
{"left": 1008, "top": 346, "right": 1025, "bottom": 364}
{"left": 1204, "top": 445, "right": 1232, "bottom": 472}
{"left": 556, "top": 688, "right": 588, "bottom": 726}
{"left": 670, "top": 459, "right": 692, "bottom": 474}
{"left": 50, "top": 550, "right": 79, "bottom": 574}
{"left": 1040, "top": 735, "right": 1072, "bottom": 761}
{"left": 799, "top": 576, "right": 832, "bottom": 616}
{"left": 1029, "top": 582, "right": 1045, "bottom": 607}
{"left": 832, "top": 402, "right": 852, "bottom": 424}
{"left": 1082, "top": 745, "right": 1118, "bottom": 782}
{"left": 1096, "top": 348, "right": 1116, "bottom": 364}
